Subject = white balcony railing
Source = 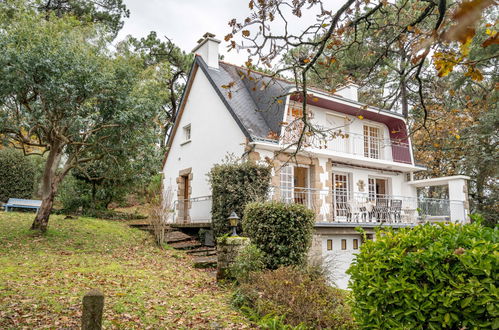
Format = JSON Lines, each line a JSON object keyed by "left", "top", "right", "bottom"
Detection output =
{"left": 170, "top": 188, "right": 466, "bottom": 225}
{"left": 270, "top": 187, "right": 466, "bottom": 224}
{"left": 281, "top": 125, "right": 411, "bottom": 164}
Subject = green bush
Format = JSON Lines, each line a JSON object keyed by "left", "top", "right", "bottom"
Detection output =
{"left": 0, "top": 148, "right": 37, "bottom": 202}
{"left": 208, "top": 159, "right": 271, "bottom": 238}
{"left": 243, "top": 202, "right": 315, "bottom": 269}
{"left": 347, "top": 223, "right": 498, "bottom": 329}
{"left": 236, "top": 267, "right": 356, "bottom": 329}
{"left": 229, "top": 244, "right": 266, "bottom": 283}
{"left": 57, "top": 174, "right": 95, "bottom": 212}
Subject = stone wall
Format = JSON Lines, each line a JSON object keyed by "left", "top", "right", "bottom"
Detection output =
{"left": 216, "top": 236, "right": 250, "bottom": 281}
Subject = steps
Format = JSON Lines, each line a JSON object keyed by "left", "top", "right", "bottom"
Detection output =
{"left": 192, "top": 255, "right": 217, "bottom": 268}
{"left": 127, "top": 222, "right": 218, "bottom": 268}
{"left": 166, "top": 230, "right": 217, "bottom": 269}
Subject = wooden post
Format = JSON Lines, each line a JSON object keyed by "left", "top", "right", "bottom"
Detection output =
{"left": 82, "top": 289, "right": 104, "bottom": 330}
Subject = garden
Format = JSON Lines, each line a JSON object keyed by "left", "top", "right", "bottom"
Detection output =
{"left": 208, "top": 160, "right": 499, "bottom": 329}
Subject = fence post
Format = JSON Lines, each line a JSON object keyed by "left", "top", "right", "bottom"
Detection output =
{"left": 82, "top": 289, "right": 104, "bottom": 330}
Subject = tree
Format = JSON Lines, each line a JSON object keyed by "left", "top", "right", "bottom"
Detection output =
{"left": 125, "top": 32, "right": 194, "bottom": 147}
{"left": 0, "top": 12, "right": 159, "bottom": 232}
{"left": 17, "top": 0, "right": 129, "bottom": 37}
{"left": 64, "top": 131, "right": 160, "bottom": 211}
{"left": 225, "top": 0, "right": 495, "bottom": 150}
{"left": 412, "top": 21, "right": 498, "bottom": 224}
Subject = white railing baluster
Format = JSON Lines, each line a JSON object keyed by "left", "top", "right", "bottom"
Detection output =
{"left": 267, "top": 187, "right": 464, "bottom": 225}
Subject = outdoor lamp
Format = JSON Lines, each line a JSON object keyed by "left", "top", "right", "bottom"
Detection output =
{"left": 228, "top": 211, "right": 240, "bottom": 236}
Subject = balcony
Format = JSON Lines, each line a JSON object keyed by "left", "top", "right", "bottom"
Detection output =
{"left": 270, "top": 187, "right": 466, "bottom": 225}
{"left": 282, "top": 123, "right": 412, "bottom": 164}
{"left": 170, "top": 188, "right": 466, "bottom": 226}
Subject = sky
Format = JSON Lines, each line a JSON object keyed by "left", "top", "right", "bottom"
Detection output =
{"left": 115, "top": 0, "right": 257, "bottom": 65}
{"left": 116, "top": 0, "right": 346, "bottom": 66}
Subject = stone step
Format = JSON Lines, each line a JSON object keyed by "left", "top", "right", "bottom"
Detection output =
{"left": 193, "top": 255, "right": 217, "bottom": 269}
{"left": 166, "top": 231, "right": 193, "bottom": 244}
{"left": 186, "top": 247, "right": 217, "bottom": 256}
{"left": 169, "top": 240, "right": 203, "bottom": 250}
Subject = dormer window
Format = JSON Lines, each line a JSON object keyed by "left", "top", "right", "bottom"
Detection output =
{"left": 182, "top": 124, "right": 191, "bottom": 144}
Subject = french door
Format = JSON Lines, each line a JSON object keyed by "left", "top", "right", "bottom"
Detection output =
{"left": 280, "top": 165, "right": 310, "bottom": 206}
{"left": 332, "top": 173, "right": 350, "bottom": 218}
{"left": 368, "top": 178, "right": 388, "bottom": 199}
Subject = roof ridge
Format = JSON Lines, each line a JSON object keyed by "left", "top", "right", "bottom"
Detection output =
{"left": 217, "top": 59, "right": 296, "bottom": 86}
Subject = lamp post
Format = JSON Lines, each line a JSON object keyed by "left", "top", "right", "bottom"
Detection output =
{"left": 228, "top": 211, "right": 239, "bottom": 236}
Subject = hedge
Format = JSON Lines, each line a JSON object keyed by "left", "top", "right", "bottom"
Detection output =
{"left": 243, "top": 201, "right": 315, "bottom": 269}
{"left": 208, "top": 160, "right": 271, "bottom": 238}
{"left": 0, "top": 148, "right": 37, "bottom": 202}
{"left": 347, "top": 223, "right": 498, "bottom": 329}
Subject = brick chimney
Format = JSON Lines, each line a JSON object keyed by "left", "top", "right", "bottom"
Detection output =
{"left": 192, "top": 32, "right": 221, "bottom": 69}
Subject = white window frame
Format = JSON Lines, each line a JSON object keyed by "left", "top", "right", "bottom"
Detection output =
{"left": 363, "top": 124, "right": 382, "bottom": 159}
{"left": 368, "top": 176, "right": 391, "bottom": 199}
{"left": 280, "top": 164, "right": 311, "bottom": 206}
{"left": 182, "top": 124, "right": 191, "bottom": 144}
{"left": 332, "top": 172, "right": 352, "bottom": 219}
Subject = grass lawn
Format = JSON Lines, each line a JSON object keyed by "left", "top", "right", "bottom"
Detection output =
{"left": 0, "top": 212, "right": 249, "bottom": 329}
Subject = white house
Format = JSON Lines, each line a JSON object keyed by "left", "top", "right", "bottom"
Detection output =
{"left": 162, "top": 33, "right": 470, "bottom": 289}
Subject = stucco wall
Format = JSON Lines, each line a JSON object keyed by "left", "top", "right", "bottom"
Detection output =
{"left": 320, "top": 233, "right": 364, "bottom": 290}
{"left": 162, "top": 68, "right": 247, "bottom": 222}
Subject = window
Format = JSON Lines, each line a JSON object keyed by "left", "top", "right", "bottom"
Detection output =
{"left": 363, "top": 125, "right": 381, "bottom": 159}
{"left": 183, "top": 124, "right": 191, "bottom": 142}
{"left": 341, "top": 239, "right": 347, "bottom": 250}
{"left": 406, "top": 173, "right": 412, "bottom": 182}
{"left": 353, "top": 239, "right": 359, "bottom": 250}
{"left": 327, "top": 239, "right": 333, "bottom": 251}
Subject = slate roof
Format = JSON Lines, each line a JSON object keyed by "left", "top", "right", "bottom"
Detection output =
{"left": 195, "top": 55, "right": 406, "bottom": 142}
{"left": 196, "top": 56, "right": 293, "bottom": 141}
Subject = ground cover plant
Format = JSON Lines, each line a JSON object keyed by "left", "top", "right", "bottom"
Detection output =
{"left": 0, "top": 212, "right": 248, "bottom": 328}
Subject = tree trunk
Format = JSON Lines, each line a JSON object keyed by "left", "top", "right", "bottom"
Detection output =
{"left": 399, "top": 47, "right": 409, "bottom": 119}
{"left": 31, "top": 143, "right": 63, "bottom": 233}
{"left": 400, "top": 75, "right": 409, "bottom": 119}
{"left": 31, "top": 189, "right": 56, "bottom": 232}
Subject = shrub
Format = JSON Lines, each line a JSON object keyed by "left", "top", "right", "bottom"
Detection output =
{"left": 208, "top": 159, "right": 271, "bottom": 238}
{"left": 347, "top": 223, "right": 498, "bottom": 329}
{"left": 0, "top": 148, "right": 37, "bottom": 202}
{"left": 57, "top": 174, "right": 93, "bottom": 212}
{"left": 229, "top": 244, "right": 266, "bottom": 283}
{"left": 243, "top": 202, "right": 315, "bottom": 269}
{"left": 236, "top": 267, "right": 356, "bottom": 329}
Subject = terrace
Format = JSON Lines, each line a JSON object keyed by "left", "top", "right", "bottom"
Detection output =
{"left": 269, "top": 187, "right": 466, "bottom": 225}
